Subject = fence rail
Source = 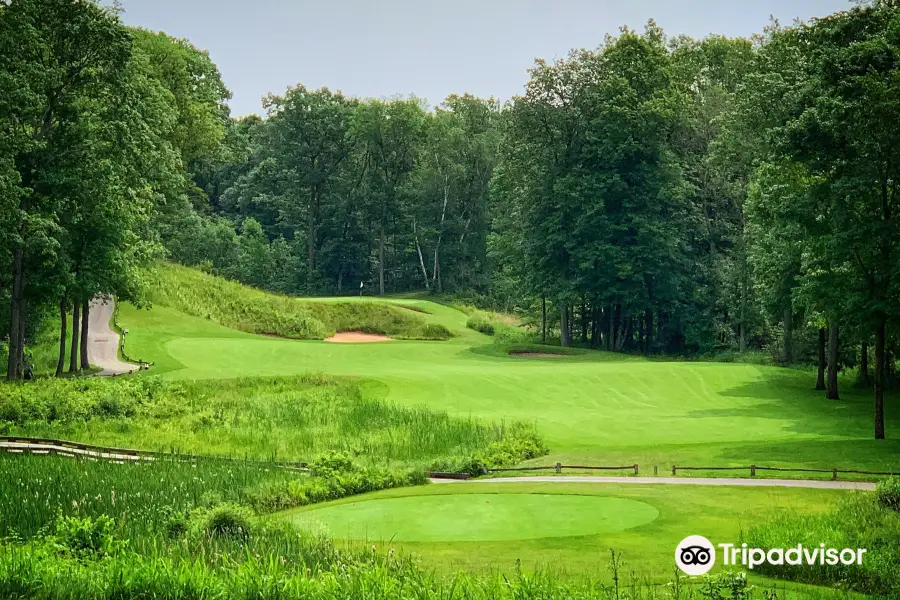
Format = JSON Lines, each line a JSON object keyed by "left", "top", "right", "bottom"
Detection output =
{"left": 2, "top": 437, "right": 895, "bottom": 482}
{"left": 488, "top": 463, "right": 640, "bottom": 475}
{"left": 0, "top": 436, "right": 307, "bottom": 471}
{"left": 672, "top": 464, "right": 897, "bottom": 479}
{"left": 111, "top": 298, "right": 154, "bottom": 370}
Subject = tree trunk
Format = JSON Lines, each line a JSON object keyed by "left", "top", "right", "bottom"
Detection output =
{"left": 826, "top": 323, "right": 839, "bottom": 400}
{"left": 308, "top": 185, "right": 318, "bottom": 272}
{"left": 16, "top": 299, "right": 26, "bottom": 379}
{"left": 560, "top": 303, "right": 570, "bottom": 347}
{"left": 413, "top": 218, "right": 430, "bottom": 291}
{"left": 580, "top": 297, "right": 587, "bottom": 344}
{"left": 540, "top": 297, "right": 546, "bottom": 344}
{"left": 378, "top": 226, "right": 385, "bottom": 296}
{"left": 591, "top": 306, "right": 601, "bottom": 349}
{"left": 783, "top": 306, "right": 793, "bottom": 364}
{"left": 607, "top": 304, "right": 615, "bottom": 351}
{"left": 56, "top": 296, "right": 67, "bottom": 377}
{"left": 645, "top": 309, "right": 653, "bottom": 355}
{"left": 874, "top": 317, "right": 886, "bottom": 440}
{"left": 860, "top": 343, "right": 870, "bottom": 387}
{"left": 80, "top": 300, "right": 90, "bottom": 370}
{"left": 432, "top": 173, "right": 448, "bottom": 294}
{"left": 6, "top": 245, "right": 24, "bottom": 380}
{"left": 815, "top": 328, "right": 826, "bottom": 391}
{"left": 69, "top": 302, "right": 81, "bottom": 373}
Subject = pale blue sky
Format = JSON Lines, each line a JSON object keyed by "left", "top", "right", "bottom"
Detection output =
{"left": 117, "top": 0, "right": 850, "bottom": 116}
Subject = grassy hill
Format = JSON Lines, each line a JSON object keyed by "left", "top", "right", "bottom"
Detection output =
{"left": 148, "top": 263, "right": 452, "bottom": 341}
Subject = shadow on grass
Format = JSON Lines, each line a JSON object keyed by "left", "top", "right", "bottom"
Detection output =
{"left": 691, "top": 366, "right": 899, "bottom": 440}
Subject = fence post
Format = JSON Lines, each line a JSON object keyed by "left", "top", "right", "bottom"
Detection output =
{"left": 832, "top": 469, "right": 838, "bottom": 481}
{"left": 672, "top": 465, "right": 677, "bottom": 476}
{"left": 633, "top": 464, "right": 639, "bottom": 475}
{"left": 555, "top": 462, "right": 561, "bottom": 474}
{"left": 750, "top": 464, "right": 756, "bottom": 477}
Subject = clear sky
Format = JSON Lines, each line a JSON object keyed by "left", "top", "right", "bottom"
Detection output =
{"left": 116, "top": 0, "right": 850, "bottom": 117}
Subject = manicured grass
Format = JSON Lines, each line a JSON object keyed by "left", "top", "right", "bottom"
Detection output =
{"left": 284, "top": 481, "right": 851, "bottom": 580}
{"left": 121, "top": 289, "right": 900, "bottom": 474}
{"left": 293, "top": 493, "right": 659, "bottom": 542}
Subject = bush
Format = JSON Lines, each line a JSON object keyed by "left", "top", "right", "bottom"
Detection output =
{"left": 52, "top": 514, "right": 123, "bottom": 558}
{"left": 432, "top": 423, "right": 548, "bottom": 476}
{"left": 466, "top": 315, "right": 495, "bottom": 336}
{"left": 192, "top": 503, "right": 254, "bottom": 540}
{"left": 876, "top": 477, "right": 900, "bottom": 511}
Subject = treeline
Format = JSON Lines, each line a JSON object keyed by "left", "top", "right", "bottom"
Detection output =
{"left": 494, "top": 7, "right": 900, "bottom": 438}
{"left": 168, "top": 91, "right": 498, "bottom": 298}
{"left": 2, "top": 1, "right": 899, "bottom": 437}
{"left": 0, "top": 0, "right": 229, "bottom": 379}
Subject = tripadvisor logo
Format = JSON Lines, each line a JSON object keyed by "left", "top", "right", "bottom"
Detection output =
{"left": 675, "top": 536, "right": 867, "bottom": 576}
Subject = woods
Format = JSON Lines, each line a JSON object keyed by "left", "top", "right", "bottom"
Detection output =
{"left": 1, "top": 0, "right": 899, "bottom": 439}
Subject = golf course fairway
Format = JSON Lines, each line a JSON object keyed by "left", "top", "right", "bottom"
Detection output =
{"left": 120, "top": 293, "right": 900, "bottom": 473}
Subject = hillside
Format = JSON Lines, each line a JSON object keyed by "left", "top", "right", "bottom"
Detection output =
{"left": 149, "top": 263, "right": 452, "bottom": 341}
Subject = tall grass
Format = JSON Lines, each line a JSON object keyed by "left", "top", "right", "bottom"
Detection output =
{"left": 151, "top": 263, "right": 451, "bottom": 340}
{"left": 746, "top": 492, "right": 900, "bottom": 596}
{"left": 0, "top": 375, "right": 516, "bottom": 465}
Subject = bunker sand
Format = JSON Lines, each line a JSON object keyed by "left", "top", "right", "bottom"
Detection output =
{"left": 325, "top": 332, "right": 393, "bottom": 343}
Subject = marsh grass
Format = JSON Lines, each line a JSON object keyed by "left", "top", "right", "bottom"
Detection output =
{"left": 151, "top": 263, "right": 451, "bottom": 340}
{"left": 0, "top": 374, "right": 513, "bottom": 465}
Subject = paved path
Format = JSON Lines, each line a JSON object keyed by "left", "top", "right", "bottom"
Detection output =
{"left": 87, "top": 297, "right": 136, "bottom": 376}
{"left": 430, "top": 475, "right": 876, "bottom": 491}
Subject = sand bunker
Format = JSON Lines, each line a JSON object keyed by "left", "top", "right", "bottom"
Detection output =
{"left": 510, "top": 352, "right": 567, "bottom": 358}
{"left": 325, "top": 332, "right": 393, "bottom": 343}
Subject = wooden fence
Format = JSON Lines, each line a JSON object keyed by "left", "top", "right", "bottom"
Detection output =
{"left": 488, "top": 463, "right": 640, "bottom": 475}
{"left": 0, "top": 436, "right": 307, "bottom": 471}
{"left": 111, "top": 299, "right": 154, "bottom": 370}
{"left": 3, "top": 437, "right": 895, "bottom": 481}
{"left": 672, "top": 464, "right": 897, "bottom": 479}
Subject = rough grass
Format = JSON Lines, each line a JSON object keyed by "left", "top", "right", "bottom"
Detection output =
{"left": 746, "top": 491, "right": 900, "bottom": 596}
{"left": 0, "top": 375, "right": 532, "bottom": 467}
{"left": 149, "top": 263, "right": 452, "bottom": 340}
{"left": 0, "top": 454, "right": 858, "bottom": 598}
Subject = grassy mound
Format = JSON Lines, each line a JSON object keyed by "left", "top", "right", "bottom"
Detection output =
{"left": 149, "top": 263, "right": 451, "bottom": 340}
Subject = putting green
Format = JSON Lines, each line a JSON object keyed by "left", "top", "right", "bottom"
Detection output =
{"left": 292, "top": 493, "right": 659, "bottom": 542}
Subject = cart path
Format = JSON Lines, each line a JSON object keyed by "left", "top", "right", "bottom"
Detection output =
{"left": 88, "top": 297, "right": 136, "bottom": 376}
{"left": 429, "top": 475, "right": 876, "bottom": 490}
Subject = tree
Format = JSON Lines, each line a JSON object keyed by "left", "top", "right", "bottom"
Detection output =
{"left": 778, "top": 4, "right": 900, "bottom": 438}
{"left": 0, "top": 0, "right": 132, "bottom": 379}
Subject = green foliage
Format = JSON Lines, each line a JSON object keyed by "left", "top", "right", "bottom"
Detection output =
{"left": 466, "top": 314, "right": 495, "bottom": 335}
{"left": 430, "top": 422, "right": 548, "bottom": 476}
{"left": 189, "top": 503, "right": 254, "bottom": 540}
{"left": 0, "top": 374, "right": 502, "bottom": 464}
{"left": 51, "top": 514, "right": 124, "bottom": 558}
{"left": 875, "top": 477, "right": 900, "bottom": 512}
{"left": 244, "top": 461, "right": 425, "bottom": 513}
{"left": 746, "top": 493, "right": 900, "bottom": 596}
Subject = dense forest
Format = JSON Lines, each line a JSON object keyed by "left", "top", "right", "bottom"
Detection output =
{"left": 1, "top": 0, "right": 899, "bottom": 438}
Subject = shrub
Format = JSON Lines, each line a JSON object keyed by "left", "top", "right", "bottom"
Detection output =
{"left": 466, "top": 315, "right": 495, "bottom": 336}
{"left": 192, "top": 503, "right": 254, "bottom": 540}
{"left": 52, "top": 514, "right": 123, "bottom": 558}
{"left": 875, "top": 477, "right": 900, "bottom": 511}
